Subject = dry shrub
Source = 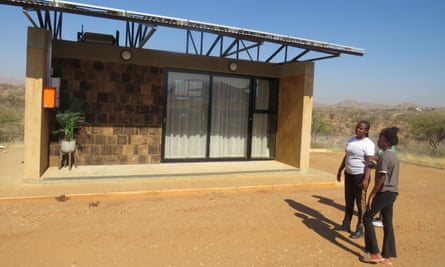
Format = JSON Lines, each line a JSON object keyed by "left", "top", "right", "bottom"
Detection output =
{"left": 311, "top": 106, "right": 445, "bottom": 166}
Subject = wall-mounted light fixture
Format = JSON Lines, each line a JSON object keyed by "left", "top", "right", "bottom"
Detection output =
{"left": 120, "top": 49, "right": 132, "bottom": 61}
{"left": 228, "top": 61, "right": 238, "bottom": 72}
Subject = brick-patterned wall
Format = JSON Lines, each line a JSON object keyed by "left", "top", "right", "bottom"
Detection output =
{"left": 49, "top": 58, "right": 164, "bottom": 166}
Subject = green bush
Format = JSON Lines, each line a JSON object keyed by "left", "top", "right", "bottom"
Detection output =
{"left": 0, "top": 107, "right": 22, "bottom": 142}
{"left": 404, "top": 112, "right": 445, "bottom": 156}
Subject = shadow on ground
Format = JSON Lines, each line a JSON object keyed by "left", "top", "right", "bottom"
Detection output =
{"left": 285, "top": 198, "right": 363, "bottom": 257}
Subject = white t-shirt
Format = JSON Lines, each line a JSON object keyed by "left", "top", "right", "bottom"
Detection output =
{"left": 345, "top": 136, "right": 375, "bottom": 175}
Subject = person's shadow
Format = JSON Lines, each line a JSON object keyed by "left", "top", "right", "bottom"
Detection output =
{"left": 312, "top": 194, "right": 358, "bottom": 216}
{"left": 285, "top": 199, "right": 363, "bottom": 257}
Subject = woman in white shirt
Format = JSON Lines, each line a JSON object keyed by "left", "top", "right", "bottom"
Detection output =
{"left": 336, "top": 120, "right": 375, "bottom": 239}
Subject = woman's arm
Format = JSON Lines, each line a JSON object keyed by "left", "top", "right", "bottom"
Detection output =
{"left": 337, "top": 155, "right": 346, "bottom": 182}
{"left": 362, "top": 155, "right": 374, "bottom": 190}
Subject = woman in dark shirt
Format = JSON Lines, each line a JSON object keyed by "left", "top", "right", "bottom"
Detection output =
{"left": 361, "top": 127, "right": 400, "bottom": 266}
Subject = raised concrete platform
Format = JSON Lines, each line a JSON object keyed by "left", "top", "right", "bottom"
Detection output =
{"left": 0, "top": 143, "right": 337, "bottom": 200}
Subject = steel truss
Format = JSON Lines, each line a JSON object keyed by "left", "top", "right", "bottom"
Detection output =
{"left": 0, "top": 0, "right": 365, "bottom": 63}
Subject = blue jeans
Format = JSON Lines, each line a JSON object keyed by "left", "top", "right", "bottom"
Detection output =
{"left": 363, "top": 191, "right": 398, "bottom": 258}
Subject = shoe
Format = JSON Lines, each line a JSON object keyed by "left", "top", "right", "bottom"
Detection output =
{"left": 349, "top": 226, "right": 363, "bottom": 239}
{"left": 361, "top": 253, "right": 383, "bottom": 263}
{"left": 372, "top": 219, "right": 384, "bottom": 227}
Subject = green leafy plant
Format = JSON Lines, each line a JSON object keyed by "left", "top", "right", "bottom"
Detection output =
{"left": 54, "top": 110, "right": 85, "bottom": 141}
{"left": 53, "top": 97, "right": 85, "bottom": 141}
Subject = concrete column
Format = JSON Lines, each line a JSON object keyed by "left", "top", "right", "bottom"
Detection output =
{"left": 24, "top": 27, "right": 52, "bottom": 179}
{"left": 276, "top": 62, "right": 314, "bottom": 169}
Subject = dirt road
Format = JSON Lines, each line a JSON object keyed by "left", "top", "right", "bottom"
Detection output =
{"left": 0, "top": 150, "right": 444, "bottom": 266}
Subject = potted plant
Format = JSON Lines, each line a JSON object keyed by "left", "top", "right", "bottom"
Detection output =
{"left": 54, "top": 110, "right": 85, "bottom": 152}
{"left": 53, "top": 97, "right": 86, "bottom": 153}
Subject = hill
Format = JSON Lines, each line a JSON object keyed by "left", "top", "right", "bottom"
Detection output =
{"left": 314, "top": 99, "right": 442, "bottom": 110}
{"left": 0, "top": 76, "right": 24, "bottom": 86}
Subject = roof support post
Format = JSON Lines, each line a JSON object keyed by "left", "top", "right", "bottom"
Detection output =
{"left": 24, "top": 27, "right": 52, "bottom": 179}
{"left": 276, "top": 62, "right": 314, "bottom": 169}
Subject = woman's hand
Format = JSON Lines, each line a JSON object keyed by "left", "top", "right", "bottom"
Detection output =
{"left": 362, "top": 178, "right": 370, "bottom": 191}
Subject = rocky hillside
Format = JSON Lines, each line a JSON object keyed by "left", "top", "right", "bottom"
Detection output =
{"left": 314, "top": 99, "right": 441, "bottom": 110}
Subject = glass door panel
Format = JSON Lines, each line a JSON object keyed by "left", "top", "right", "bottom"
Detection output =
{"left": 164, "top": 72, "right": 210, "bottom": 159}
{"left": 209, "top": 76, "right": 250, "bottom": 158}
{"left": 251, "top": 113, "right": 276, "bottom": 158}
{"left": 251, "top": 79, "right": 278, "bottom": 159}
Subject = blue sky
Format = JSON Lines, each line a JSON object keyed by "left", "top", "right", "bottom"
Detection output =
{"left": 0, "top": 0, "right": 444, "bottom": 107}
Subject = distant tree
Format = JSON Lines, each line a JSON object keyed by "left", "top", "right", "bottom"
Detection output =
{"left": 406, "top": 113, "right": 445, "bottom": 155}
{"left": 0, "top": 107, "right": 19, "bottom": 126}
{"left": 311, "top": 117, "right": 333, "bottom": 137}
{"left": 7, "top": 95, "right": 17, "bottom": 105}
{"left": 0, "top": 107, "right": 21, "bottom": 142}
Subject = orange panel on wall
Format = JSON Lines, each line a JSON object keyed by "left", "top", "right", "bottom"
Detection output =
{"left": 42, "top": 86, "right": 56, "bottom": 108}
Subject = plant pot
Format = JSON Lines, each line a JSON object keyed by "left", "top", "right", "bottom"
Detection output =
{"left": 60, "top": 140, "right": 76, "bottom": 153}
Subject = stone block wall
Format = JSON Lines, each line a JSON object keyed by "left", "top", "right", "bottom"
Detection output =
{"left": 49, "top": 58, "right": 164, "bottom": 166}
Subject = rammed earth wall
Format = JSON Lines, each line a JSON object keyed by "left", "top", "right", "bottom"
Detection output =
{"left": 49, "top": 58, "right": 164, "bottom": 166}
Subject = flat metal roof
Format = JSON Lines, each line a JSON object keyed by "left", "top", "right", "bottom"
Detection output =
{"left": 0, "top": 0, "right": 366, "bottom": 63}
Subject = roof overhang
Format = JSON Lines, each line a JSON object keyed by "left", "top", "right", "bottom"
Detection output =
{"left": 0, "top": 0, "right": 366, "bottom": 63}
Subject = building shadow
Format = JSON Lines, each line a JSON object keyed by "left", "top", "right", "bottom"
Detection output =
{"left": 285, "top": 199, "right": 363, "bottom": 257}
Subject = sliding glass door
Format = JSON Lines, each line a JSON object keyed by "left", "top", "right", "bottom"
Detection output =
{"left": 163, "top": 70, "right": 277, "bottom": 161}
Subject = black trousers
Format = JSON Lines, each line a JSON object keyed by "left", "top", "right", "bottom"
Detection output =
{"left": 342, "top": 172, "right": 364, "bottom": 230}
{"left": 363, "top": 191, "right": 398, "bottom": 258}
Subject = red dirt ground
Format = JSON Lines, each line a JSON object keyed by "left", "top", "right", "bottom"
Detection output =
{"left": 0, "top": 149, "right": 444, "bottom": 266}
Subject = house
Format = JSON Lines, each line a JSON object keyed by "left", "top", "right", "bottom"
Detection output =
{"left": 0, "top": 0, "right": 365, "bottom": 179}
